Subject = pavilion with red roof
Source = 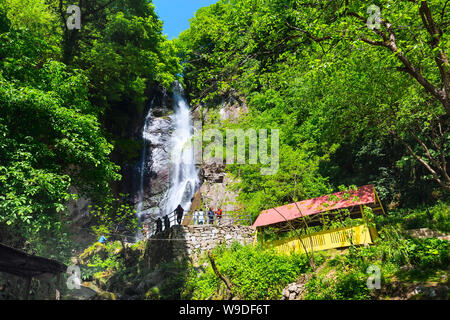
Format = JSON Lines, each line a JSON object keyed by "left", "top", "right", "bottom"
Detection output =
{"left": 252, "top": 185, "right": 386, "bottom": 254}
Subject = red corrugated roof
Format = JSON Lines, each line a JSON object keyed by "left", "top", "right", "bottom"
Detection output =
{"left": 252, "top": 185, "right": 376, "bottom": 228}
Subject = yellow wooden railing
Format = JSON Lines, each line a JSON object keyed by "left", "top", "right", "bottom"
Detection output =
{"left": 263, "top": 223, "right": 376, "bottom": 255}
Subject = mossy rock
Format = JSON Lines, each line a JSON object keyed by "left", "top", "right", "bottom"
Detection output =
{"left": 93, "top": 271, "right": 114, "bottom": 288}
{"left": 145, "top": 286, "right": 160, "bottom": 300}
{"left": 79, "top": 243, "right": 107, "bottom": 264}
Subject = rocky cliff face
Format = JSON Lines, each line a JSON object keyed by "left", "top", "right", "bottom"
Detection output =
{"left": 192, "top": 94, "right": 248, "bottom": 212}
{"left": 111, "top": 85, "right": 173, "bottom": 198}
{"left": 133, "top": 90, "right": 176, "bottom": 228}
{"left": 198, "top": 158, "right": 241, "bottom": 212}
{"left": 136, "top": 115, "right": 172, "bottom": 220}
{"left": 191, "top": 93, "right": 248, "bottom": 124}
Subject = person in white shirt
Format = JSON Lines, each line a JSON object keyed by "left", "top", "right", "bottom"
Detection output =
{"left": 198, "top": 209, "right": 204, "bottom": 225}
{"left": 193, "top": 210, "right": 198, "bottom": 225}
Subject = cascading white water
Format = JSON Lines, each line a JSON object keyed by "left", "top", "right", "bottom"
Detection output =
{"left": 136, "top": 98, "right": 154, "bottom": 218}
{"left": 163, "top": 82, "right": 199, "bottom": 223}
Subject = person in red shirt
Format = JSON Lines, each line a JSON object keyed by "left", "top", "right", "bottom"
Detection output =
{"left": 216, "top": 208, "right": 223, "bottom": 225}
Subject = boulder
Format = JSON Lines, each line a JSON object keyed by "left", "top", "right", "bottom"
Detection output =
{"left": 288, "top": 283, "right": 297, "bottom": 292}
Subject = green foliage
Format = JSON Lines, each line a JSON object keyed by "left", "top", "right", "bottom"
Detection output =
{"left": 378, "top": 201, "right": 450, "bottom": 233}
{"left": 0, "top": 14, "right": 120, "bottom": 241}
{"left": 304, "top": 232, "right": 448, "bottom": 300}
{"left": 407, "top": 238, "right": 449, "bottom": 269}
{"left": 0, "top": 0, "right": 180, "bottom": 258}
{"left": 305, "top": 271, "right": 372, "bottom": 300}
{"left": 75, "top": 3, "right": 181, "bottom": 108}
{"left": 60, "top": 0, "right": 182, "bottom": 175}
{"left": 145, "top": 286, "right": 161, "bottom": 300}
{"left": 1, "top": 0, "right": 449, "bottom": 301}
{"left": 4, "top": 0, "right": 61, "bottom": 51}
{"left": 227, "top": 139, "right": 332, "bottom": 221}
{"left": 79, "top": 241, "right": 125, "bottom": 281}
{"left": 89, "top": 195, "right": 139, "bottom": 245}
{"left": 178, "top": 0, "right": 450, "bottom": 206}
{"left": 183, "top": 242, "right": 322, "bottom": 300}
{"left": 157, "top": 259, "right": 191, "bottom": 300}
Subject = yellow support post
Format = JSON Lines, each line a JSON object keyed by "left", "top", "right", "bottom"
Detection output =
{"left": 253, "top": 228, "right": 258, "bottom": 246}
{"left": 374, "top": 189, "right": 386, "bottom": 215}
{"left": 360, "top": 205, "right": 366, "bottom": 224}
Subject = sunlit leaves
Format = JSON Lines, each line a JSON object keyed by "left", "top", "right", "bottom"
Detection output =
{"left": 0, "top": 27, "right": 120, "bottom": 238}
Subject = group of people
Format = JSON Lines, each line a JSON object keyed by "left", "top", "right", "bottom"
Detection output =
{"left": 153, "top": 204, "right": 225, "bottom": 234}
{"left": 154, "top": 204, "right": 184, "bottom": 234}
{"left": 192, "top": 207, "right": 223, "bottom": 225}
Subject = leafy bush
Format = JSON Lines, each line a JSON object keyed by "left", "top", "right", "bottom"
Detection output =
{"left": 305, "top": 271, "right": 371, "bottom": 300}
{"left": 376, "top": 201, "right": 450, "bottom": 233}
{"left": 158, "top": 260, "right": 191, "bottom": 300}
{"left": 407, "top": 238, "right": 449, "bottom": 269}
{"left": 305, "top": 226, "right": 449, "bottom": 300}
{"left": 183, "top": 242, "right": 321, "bottom": 300}
{"left": 79, "top": 242, "right": 125, "bottom": 281}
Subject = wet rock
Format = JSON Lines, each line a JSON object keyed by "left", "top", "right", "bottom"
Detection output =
{"left": 136, "top": 115, "right": 172, "bottom": 226}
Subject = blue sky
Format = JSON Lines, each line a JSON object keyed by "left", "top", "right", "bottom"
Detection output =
{"left": 153, "top": 0, "right": 218, "bottom": 39}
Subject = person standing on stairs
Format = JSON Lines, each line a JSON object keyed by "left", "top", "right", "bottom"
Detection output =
{"left": 216, "top": 208, "right": 223, "bottom": 225}
{"left": 198, "top": 208, "right": 205, "bottom": 225}
{"left": 175, "top": 204, "right": 184, "bottom": 225}
{"left": 208, "top": 207, "right": 215, "bottom": 224}
{"left": 164, "top": 215, "right": 170, "bottom": 230}
{"left": 156, "top": 218, "right": 162, "bottom": 234}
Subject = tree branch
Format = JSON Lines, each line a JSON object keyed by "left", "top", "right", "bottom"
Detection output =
{"left": 347, "top": 6, "right": 450, "bottom": 116}
{"left": 391, "top": 130, "right": 450, "bottom": 192}
{"left": 208, "top": 251, "right": 234, "bottom": 299}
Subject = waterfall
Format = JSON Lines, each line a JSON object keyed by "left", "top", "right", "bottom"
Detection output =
{"left": 136, "top": 82, "right": 199, "bottom": 232}
{"left": 163, "top": 82, "right": 199, "bottom": 224}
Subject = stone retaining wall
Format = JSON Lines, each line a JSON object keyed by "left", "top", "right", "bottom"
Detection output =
{"left": 173, "top": 225, "right": 255, "bottom": 255}
{"left": 144, "top": 225, "right": 255, "bottom": 267}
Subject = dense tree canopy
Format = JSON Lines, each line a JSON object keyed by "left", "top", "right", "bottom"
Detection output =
{"left": 177, "top": 0, "right": 449, "bottom": 216}
{"left": 0, "top": 0, "right": 179, "bottom": 251}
